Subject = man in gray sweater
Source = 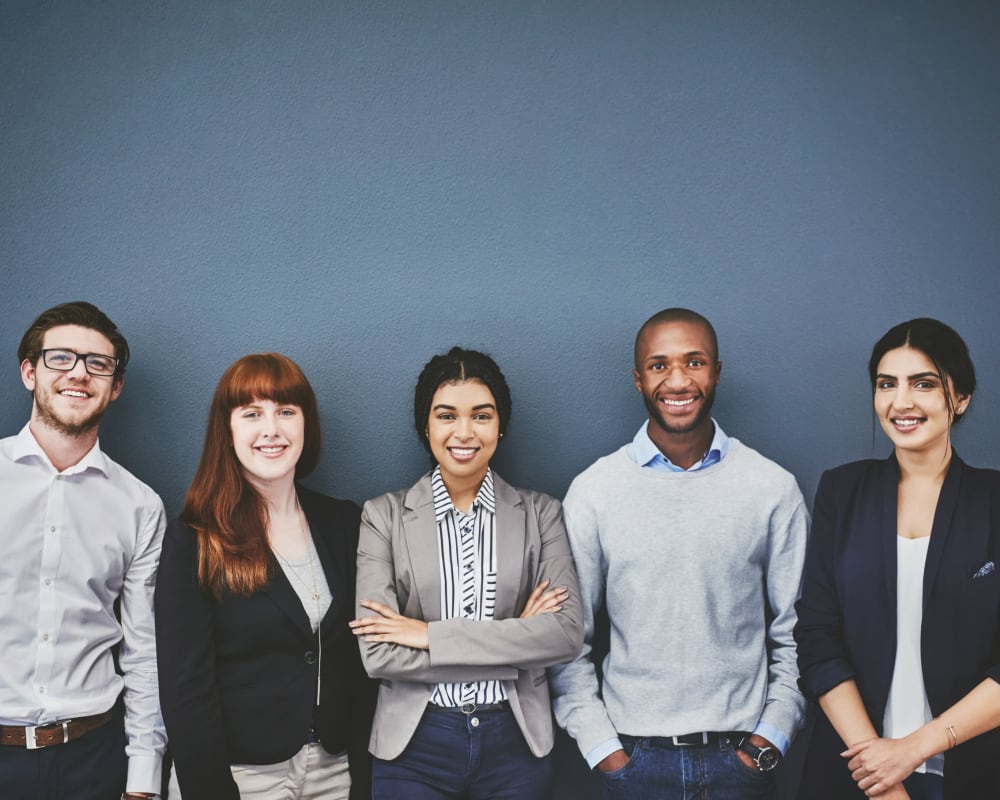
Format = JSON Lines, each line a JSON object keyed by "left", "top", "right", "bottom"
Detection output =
{"left": 549, "top": 308, "right": 808, "bottom": 798}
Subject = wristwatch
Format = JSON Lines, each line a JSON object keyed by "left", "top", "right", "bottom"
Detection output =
{"left": 737, "top": 736, "right": 780, "bottom": 772}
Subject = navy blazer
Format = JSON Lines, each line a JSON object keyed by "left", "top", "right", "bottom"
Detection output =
{"left": 155, "top": 485, "right": 375, "bottom": 800}
{"left": 794, "top": 454, "right": 1000, "bottom": 799}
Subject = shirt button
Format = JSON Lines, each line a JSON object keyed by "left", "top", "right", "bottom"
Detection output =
{"left": 44, "top": 579, "right": 52, "bottom": 586}
{"left": 41, "top": 634, "right": 49, "bottom": 641}
{"left": 38, "top": 687, "right": 45, "bottom": 694}
{"left": 50, "top": 526, "right": 56, "bottom": 532}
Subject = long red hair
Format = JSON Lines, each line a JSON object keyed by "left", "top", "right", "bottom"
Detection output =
{"left": 181, "top": 353, "right": 321, "bottom": 597}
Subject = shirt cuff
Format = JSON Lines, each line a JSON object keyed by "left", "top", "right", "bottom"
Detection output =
{"left": 752, "top": 721, "right": 789, "bottom": 757}
{"left": 125, "top": 753, "right": 163, "bottom": 796}
{"left": 586, "top": 736, "right": 625, "bottom": 770}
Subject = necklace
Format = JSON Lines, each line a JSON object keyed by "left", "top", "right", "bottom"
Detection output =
{"left": 271, "top": 504, "right": 323, "bottom": 705}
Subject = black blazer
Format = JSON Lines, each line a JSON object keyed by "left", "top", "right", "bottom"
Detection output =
{"left": 794, "top": 454, "right": 1000, "bottom": 799}
{"left": 155, "top": 485, "right": 375, "bottom": 800}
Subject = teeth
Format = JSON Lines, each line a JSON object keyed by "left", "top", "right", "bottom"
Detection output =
{"left": 450, "top": 448, "right": 476, "bottom": 456}
{"left": 60, "top": 390, "right": 88, "bottom": 398}
{"left": 662, "top": 398, "right": 695, "bottom": 407}
{"left": 892, "top": 419, "right": 921, "bottom": 428}
{"left": 257, "top": 445, "right": 285, "bottom": 454}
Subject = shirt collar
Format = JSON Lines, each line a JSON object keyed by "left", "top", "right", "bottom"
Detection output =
{"left": 629, "top": 418, "right": 730, "bottom": 472}
{"left": 11, "top": 423, "right": 110, "bottom": 477}
{"left": 431, "top": 466, "right": 496, "bottom": 523}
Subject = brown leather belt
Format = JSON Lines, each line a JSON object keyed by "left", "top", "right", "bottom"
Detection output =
{"left": 0, "top": 711, "right": 114, "bottom": 749}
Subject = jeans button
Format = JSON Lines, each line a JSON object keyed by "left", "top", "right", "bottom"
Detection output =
{"left": 470, "top": 717, "right": 480, "bottom": 728}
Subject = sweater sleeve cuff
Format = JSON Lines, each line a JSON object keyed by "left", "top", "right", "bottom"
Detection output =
{"left": 586, "top": 737, "right": 624, "bottom": 770}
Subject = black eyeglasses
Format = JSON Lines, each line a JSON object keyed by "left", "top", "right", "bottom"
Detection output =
{"left": 36, "top": 349, "right": 119, "bottom": 377}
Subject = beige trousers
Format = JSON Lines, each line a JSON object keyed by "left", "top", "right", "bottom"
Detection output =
{"left": 167, "top": 744, "right": 350, "bottom": 800}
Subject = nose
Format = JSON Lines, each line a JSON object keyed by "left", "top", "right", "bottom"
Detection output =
{"left": 66, "top": 357, "right": 90, "bottom": 379}
{"left": 454, "top": 417, "right": 473, "bottom": 440}
{"left": 260, "top": 409, "right": 280, "bottom": 437}
{"left": 892, "top": 385, "right": 914, "bottom": 409}
{"left": 664, "top": 365, "right": 691, "bottom": 390}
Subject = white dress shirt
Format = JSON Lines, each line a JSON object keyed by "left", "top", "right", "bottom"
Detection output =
{"left": 0, "top": 424, "right": 167, "bottom": 794}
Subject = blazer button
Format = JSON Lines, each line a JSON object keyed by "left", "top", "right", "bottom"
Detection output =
{"left": 304, "top": 651, "right": 317, "bottom": 664}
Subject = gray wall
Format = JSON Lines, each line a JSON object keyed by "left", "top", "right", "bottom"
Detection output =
{"left": 3, "top": 2, "right": 999, "bottom": 796}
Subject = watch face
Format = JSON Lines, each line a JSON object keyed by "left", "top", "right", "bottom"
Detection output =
{"left": 756, "top": 747, "right": 780, "bottom": 771}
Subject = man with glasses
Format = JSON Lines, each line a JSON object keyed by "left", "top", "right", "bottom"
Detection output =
{"left": 0, "top": 301, "right": 166, "bottom": 800}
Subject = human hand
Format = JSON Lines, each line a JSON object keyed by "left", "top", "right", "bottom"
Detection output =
{"left": 596, "top": 749, "right": 630, "bottom": 773}
{"left": 843, "top": 737, "right": 921, "bottom": 796}
{"left": 519, "top": 579, "right": 568, "bottom": 618}
{"left": 350, "top": 600, "right": 430, "bottom": 649}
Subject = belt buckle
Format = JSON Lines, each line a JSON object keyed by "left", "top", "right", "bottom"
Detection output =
{"left": 672, "top": 731, "right": 709, "bottom": 747}
{"left": 459, "top": 702, "right": 477, "bottom": 716}
{"left": 24, "top": 721, "right": 69, "bottom": 750}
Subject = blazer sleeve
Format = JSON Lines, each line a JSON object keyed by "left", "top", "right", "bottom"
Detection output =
{"left": 794, "top": 470, "right": 858, "bottom": 700}
{"left": 154, "top": 519, "right": 239, "bottom": 800}
{"left": 356, "top": 492, "right": 583, "bottom": 682}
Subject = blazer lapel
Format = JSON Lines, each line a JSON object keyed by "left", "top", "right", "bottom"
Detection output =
{"left": 879, "top": 455, "right": 900, "bottom": 615}
{"left": 261, "top": 485, "right": 323, "bottom": 638}
{"left": 492, "top": 473, "right": 526, "bottom": 621}
{"left": 300, "top": 488, "right": 348, "bottom": 633}
{"left": 922, "top": 454, "right": 964, "bottom": 606}
{"left": 401, "top": 474, "right": 443, "bottom": 621}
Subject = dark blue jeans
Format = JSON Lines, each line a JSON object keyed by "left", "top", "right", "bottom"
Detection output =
{"left": 372, "top": 705, "right": 552, "bottom": 800}
{"left": 0, "top": 715, "right": 127, "bottom": 800}
{"left": 601, "top": 734, "right": 776, "bottom": 800}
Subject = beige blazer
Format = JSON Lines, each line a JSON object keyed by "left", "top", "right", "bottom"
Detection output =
{"left": 356, "top": 471, "right": 583, "bottom": 760}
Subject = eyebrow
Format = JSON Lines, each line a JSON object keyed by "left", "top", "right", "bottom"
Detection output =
{"left": 646, "top": 350, "right": 710, "bottom": 361}
{"left": 876, "top": 371, "right": 940, "bottom": 381}
{"left": 432, "top": 403, "right": 497, "bottom": 411}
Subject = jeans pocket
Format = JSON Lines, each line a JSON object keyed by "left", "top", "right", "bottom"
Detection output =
{"left": 601, "top": 739, "right": 642, "bottom": 781}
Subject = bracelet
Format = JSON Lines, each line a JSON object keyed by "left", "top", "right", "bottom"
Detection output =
{"left": 945, "top": 724, "right": 959, "bottom": 749}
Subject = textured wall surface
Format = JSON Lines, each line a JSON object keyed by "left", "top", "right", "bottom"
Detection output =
{"left": 2, "top": 2, "right": 999, "bottom": 796}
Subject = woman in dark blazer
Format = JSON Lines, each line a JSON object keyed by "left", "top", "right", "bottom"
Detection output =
{"left": 155, "top": 353, "right": 374, "bottom": 800}
{"left": 794, "top": 319, "right": 1000, "bottom": 800}
{"left": 350, "top": 346, "right": 583, "bottom": 800}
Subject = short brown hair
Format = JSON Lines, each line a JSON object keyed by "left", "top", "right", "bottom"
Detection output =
{"left": 18, "top": 301, "right": 130, "bottom": 376}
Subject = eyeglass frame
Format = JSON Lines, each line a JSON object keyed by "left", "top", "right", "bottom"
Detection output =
{"left": 34, "top": 348, "right": 121, "bottom": 377}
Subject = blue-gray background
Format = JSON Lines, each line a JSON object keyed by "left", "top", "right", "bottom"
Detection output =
{"left": 2, "top": 2, "right": 998, "bottom": 796}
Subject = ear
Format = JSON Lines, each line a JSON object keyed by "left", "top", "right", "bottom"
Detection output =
{"left": 110, "top": 375, "right": 125, "bottom": 402}
{"left": 954, "top": 393, "right": 970, "bottom": 416}
{"left": 631, "top": 368, "right": 642, "bottom": 393}
{"left": 714, "top": 360, "right": 723, "bottom": 384}
{"left": 20, "top": 358, "right": 37, "bottom": 392}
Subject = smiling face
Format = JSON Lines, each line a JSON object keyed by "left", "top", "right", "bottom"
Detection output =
{"left": 20, "top": 324, "right": 123, "bottom": 439}
{"left": 632, "top": 319, "right": 722, "bottom": 440}
{"left": 874, "top": 346, "right": 967, "bottom": 456}
{"left": 426, "top": 379, "right": 500, "bottom": 490}
{"left": 229, "top": 398, "right": 305, "bottom": 488}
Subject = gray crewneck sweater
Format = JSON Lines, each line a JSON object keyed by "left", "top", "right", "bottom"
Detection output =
{"left": 550, "top": 439, "right": 809, "bottom": 762}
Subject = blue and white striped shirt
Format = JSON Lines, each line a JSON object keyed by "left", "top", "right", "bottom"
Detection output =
{"left": 428, "top": 467, "right": 508, "bottom": 707}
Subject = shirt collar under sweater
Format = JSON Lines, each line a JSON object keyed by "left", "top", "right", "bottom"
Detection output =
{"left": 627, "top": 418, "right": 730, "bottom": 472}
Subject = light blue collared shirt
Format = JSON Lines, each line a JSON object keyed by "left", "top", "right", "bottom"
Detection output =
{"left": 586, "top": 418, "right": 790, "bottom": 767}
{"left": 626, "top": 418, "right": 730, "bottom": 472}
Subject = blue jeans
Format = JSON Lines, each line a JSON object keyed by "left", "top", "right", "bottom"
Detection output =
{"left": 601, "top": 734, "right": 776, "bottom": 800}
{"left": 372, "top": 705, "right": 552, "bottom": 800}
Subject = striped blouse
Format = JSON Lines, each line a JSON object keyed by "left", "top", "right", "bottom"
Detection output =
{"left": 428, "top": 466, "right": 508, "bottom": 707}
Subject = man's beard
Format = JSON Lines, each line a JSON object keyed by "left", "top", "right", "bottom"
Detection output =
{"left": 34, "top": 391, "right": 106, "bottom": 438}
{"left": 644, "top": 385, "right": 716, "bottom": 436}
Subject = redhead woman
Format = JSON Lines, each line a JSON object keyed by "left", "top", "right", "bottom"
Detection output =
{"left": 795, "top": 319, "right": 1000, "bottom": 799}
{"left": 350, "top": 346, "right": 583, "bottom": 800}
{"left": 155, "top": 353, "right": 374, "bottom": 800}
